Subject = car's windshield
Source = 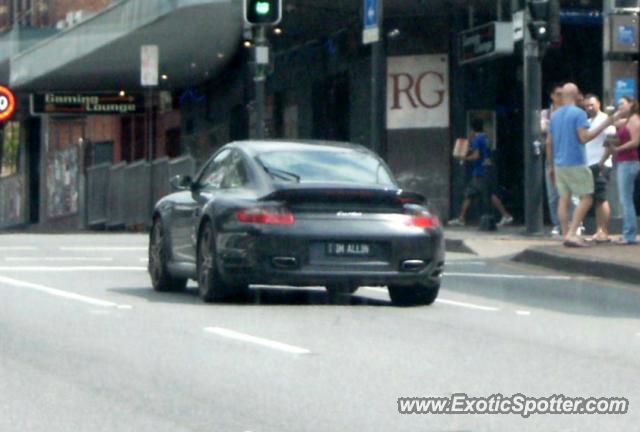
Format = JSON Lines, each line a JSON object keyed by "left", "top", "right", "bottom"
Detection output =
{"left": 256, "top": 149, "right": 396, "bottom": 186}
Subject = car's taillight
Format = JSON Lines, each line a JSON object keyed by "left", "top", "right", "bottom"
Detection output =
{"left": 236, "top": 207, "right": 296, "bottom": 225}
{"left": 405, "top": 213, "right": 440, "bottom": 228}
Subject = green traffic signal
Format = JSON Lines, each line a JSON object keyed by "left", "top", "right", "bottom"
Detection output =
{"left": 255, "top": 1, "right": 270, "bottom": 15}
{"left": 244, "top": 0, "right": 282, "bottom": 25}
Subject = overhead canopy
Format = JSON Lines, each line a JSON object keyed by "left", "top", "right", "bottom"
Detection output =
{"left": 10, "top": 0, "right": 243, "bottom": 92}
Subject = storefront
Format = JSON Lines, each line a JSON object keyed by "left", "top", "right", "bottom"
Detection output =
{"left": 0, "top": 0, "right": 243, "bottom": 230}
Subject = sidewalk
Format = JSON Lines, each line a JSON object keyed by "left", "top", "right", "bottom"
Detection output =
{"left": 445, "top": 225, "right": 640, "bottom": 285}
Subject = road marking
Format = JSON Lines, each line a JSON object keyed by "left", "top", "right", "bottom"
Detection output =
{"left": 0, "top": 246, "right": 38, "bottom": 251}
{"left": 204, "top": 327, "right": 311, "bottom": 355}
{"left": 515, "top": 310, "right": 531, "bottom": 316}
{"left": 362, "top": 287, "right": 499, "bottom": 311}
{"left": 59, "top": 246, "right": 147, "bottom": 251}
{"left": 117, "top": 305, "right": 133, "bottom": 310}
{"left": 0, "top": 275, "right": 120, "bottom": 308}
{"left": 364, "top": 287, "right": 388, "bottom": 294}
{"left": 444, "top": 272, "right": 571, "bottom": 280}
{"left": 0, "top": 266, "right": 146, "bottom": 272}
{"left": 445, "top": 261, "right": 487, "bottom": 266}
{"left": 139, "top": 257, "right": 148, "bottom": 262}
{"left": 436, "top": 298, "right": 500, "bottom": 311}
{"left": 5, "top": 257, "right": 114, "bottom": 262}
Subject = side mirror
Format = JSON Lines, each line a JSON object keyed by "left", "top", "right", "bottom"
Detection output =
{"left": 170, "top": 175, "right": 193, "bottom": 191}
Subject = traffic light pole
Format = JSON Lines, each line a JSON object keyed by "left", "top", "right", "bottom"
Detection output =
{"left": 369, "top": 0, "right": 385, "bottom": 158}
{"left": 523, "top": 16, "right": 545, "bottom": 235}
{"left": 254, "top": 25, "right": 267, "bottom": 139}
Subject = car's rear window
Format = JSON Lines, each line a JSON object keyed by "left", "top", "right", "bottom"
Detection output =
{"left": 255, "top": 149, "right": 396, "bottom": 186}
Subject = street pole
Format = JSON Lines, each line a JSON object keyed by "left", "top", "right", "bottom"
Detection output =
{"left": 254, "top": 25, "right": 267, "bottom": 139}
{"left": 369, "top": 0, "right": 385, "bottom": 157}
{"left": 523, "top": 12, "right": 544, "bottom": 235}
{"left": 147, "top": 86, "right": 154, "bottom": 161}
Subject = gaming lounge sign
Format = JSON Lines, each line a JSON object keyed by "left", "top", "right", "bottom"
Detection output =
{"left": 386, "top": 54, "right": 449, "bottom": 129}
{"left": 30, "top": 92, "right": 145, "bottom": 115}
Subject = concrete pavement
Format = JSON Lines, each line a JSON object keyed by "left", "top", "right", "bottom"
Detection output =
{"left": 446, "top": 226, "right": 640, "bottom": 287}
{"left": 1, "top": 233, "right": 639, "bottom": 431}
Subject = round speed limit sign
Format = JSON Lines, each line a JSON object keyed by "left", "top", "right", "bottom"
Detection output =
{"left": 0, "top": 86, "right": 16, "bottom": 122}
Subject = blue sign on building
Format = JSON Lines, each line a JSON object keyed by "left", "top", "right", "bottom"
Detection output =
{"left": 614, "top": 78, "right": 637, "bottom": 104}
{"left": 364, "top": 0, "right": 378, "bottom": 28}
{"left": 618, "top": 25, "right": 636, "bottom": 46}
{"left": 362, "top": 0, "right": 379, "bottom": 44}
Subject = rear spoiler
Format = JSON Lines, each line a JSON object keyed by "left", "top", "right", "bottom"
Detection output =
{"left": 259, "top": 184, "right": 426, "bottom": 206}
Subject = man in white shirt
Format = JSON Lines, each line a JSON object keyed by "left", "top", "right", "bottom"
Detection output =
{"left": 584, "top": 94, "right": 617, "bottom": 242}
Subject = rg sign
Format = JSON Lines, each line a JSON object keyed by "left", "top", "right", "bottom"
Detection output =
{"left": 386, "top": 55, "right": 449, "bottom": 130}
{"left": 389, "top": 71, "right": 446, "bottom": 110}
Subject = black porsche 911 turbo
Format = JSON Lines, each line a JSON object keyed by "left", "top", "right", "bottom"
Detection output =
{"left": 148, "top": 140, "right": 445, "bottom": 306}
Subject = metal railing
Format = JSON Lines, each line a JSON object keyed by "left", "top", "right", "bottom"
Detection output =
{"left": 86, "top": 155, "right": 195, "bottom": 229}
{"left": 86, "top": 162, "right": 111, "bottom": 226}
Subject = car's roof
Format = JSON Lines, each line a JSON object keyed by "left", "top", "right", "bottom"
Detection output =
{"left": 227, "top": 139, "right": 375, "bottom": 157}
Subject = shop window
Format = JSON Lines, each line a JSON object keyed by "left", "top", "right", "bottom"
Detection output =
{"left": 0, "top": 121, "right": 20, "bottom": 178}
{"left": 165, "top": 128, "right": 181, "bottom": 158}
{"left": 120, "top": 116, "right": 148, "bottom": 161}
{"left": 121, "top": 117, "right": 133, "bottom": 162}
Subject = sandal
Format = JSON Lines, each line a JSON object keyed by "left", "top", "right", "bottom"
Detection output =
{"left": 563, "top": 239, "right": 590, "bottom": 248}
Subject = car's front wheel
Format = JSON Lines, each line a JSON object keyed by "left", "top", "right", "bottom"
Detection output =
{"left": 388, "top": 283, "right": 440, "bottom": 307}
{"left": 149, "top": 218, "right": 187, "bottom": 292}
{"left": 197, "top": 221, "right": 247, "bottom": 303}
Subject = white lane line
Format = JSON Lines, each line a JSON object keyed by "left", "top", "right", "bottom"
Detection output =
{"left": 0, "top": 275, "right": 120, "bottom": 308}
{"left": 364, "top": 287, "right": 388, "bottom": 294}
{"left": 445, "top": 261, "right": 487, "bottom": 266}
{"left": 444, "top": 272, "right": 571, "bottom": 281}
{"left": 204, "top": 327, "right": 311, "bottom": 355}
{"left": 515, "top": 310, "right": 531, "bottom": 316}
{"left": 436, "top": 298, "right": 500, "bottom": 312}
{"left": 5, "top": 257, "right": 114, "bottom": 262}
{"left": 362, "top": 287, "right": 500, "bottom": 311}
{"left": 139, "top": 257, "right": 148, "bottom": 262}
{"left": 0, "top": 246, "right": 38, "bottom": 251}
{"left": 0, "top": 266, "right": 146, "bottom": 272}
{"left": 59, "top": 246, "right": 147, "bottom": 251}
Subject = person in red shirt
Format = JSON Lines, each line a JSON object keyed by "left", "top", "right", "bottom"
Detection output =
{"left": 600, "top": 96, "right": 640, "bottom": 244}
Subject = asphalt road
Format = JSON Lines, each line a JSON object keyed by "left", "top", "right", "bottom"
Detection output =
{"left": 1, "top": 233, "right": 639, "bottom": 432}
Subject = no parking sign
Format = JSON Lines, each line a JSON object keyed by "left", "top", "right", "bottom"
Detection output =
{"left": 0, "top": 86, "right": 16, "bottom": 122}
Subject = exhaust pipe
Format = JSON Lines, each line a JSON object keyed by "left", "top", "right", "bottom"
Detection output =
{"left": 272, "top": 256, "right": 298, "bottom": 269}
{"left": 400, "top": 260, "right": 426, "bottom": 272}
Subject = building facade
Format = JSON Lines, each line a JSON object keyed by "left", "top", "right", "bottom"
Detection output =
{"left": 0, "top": 0, "right": 637, "bottom": 231}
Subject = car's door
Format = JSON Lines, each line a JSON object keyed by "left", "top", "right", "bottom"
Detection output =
{"left": 170, "top": 149, "right": 233, "bottom": 263}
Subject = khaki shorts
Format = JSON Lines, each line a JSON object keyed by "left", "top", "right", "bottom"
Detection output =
{"left": 555, "top": 166, "right": 594, "bottom": 198}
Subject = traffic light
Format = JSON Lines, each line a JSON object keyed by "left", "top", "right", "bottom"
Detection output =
{"left": 527, "top": 0, "right": 561, "bottom": 44}
{"left": 244, "top": 0, "right": 282, "bottom": 26}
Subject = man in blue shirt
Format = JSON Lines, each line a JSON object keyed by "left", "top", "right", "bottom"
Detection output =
{"left": 546, "top": 83, "right": 617, "bottom": 247}
{"left": 449, "top": 119, "right": 513, "bottom": 227}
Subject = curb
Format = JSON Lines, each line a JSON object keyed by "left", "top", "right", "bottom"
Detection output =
{"left": 513, "top": 247, "right": 640, "bottom": 286}
{"left": 445, "top": 238, "right": 476, "bottom": 255}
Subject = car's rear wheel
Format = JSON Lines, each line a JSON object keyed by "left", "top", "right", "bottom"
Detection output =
{"left": 149, "top": 218, "right": 187, "bottom": 292}
{"left": 388, "top": 283, "right": 440, "bottom": 307}
{"left": 326, "top": 284, "right": 358, "bottom": 305}
{"left": 197, "top": 221, "right": 247, "bottom": 303}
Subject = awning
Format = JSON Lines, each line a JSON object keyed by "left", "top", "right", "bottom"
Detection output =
{"left": 10, "top": 0, "right": 243, "bottom": 92}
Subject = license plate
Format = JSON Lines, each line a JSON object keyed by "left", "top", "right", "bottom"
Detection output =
{"left": 326, "top": 242, "right": 371, "bottom": 257}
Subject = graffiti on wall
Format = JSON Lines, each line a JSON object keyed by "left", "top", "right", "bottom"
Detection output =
{"left": 0, "top": 176, "right": 24, "bottom": 228}
{"left": 46, "top": 148, "right": 79, "bottom": 218}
